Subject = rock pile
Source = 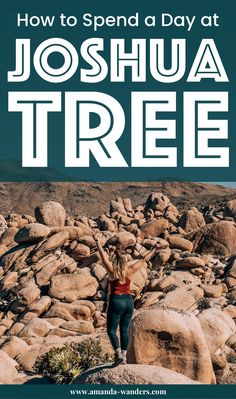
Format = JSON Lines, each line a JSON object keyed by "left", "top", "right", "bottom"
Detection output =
{"left": 0, "top": 195, "right": 236, "bottom": 384}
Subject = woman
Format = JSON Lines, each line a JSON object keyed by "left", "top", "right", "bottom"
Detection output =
{"left": 95, "top": 236, "right": 156, "bottom": 365}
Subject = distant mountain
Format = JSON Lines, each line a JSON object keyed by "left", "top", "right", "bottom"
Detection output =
{"left": 0, "top": 160, "right": 69, "bottom": 181}
{"left": 0, "top": 181, "right": 236, "bottom": 217}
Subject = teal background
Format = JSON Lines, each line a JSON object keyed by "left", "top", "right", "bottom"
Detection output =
{"left": 0, "top": 384, "right": 236, "bottom": 399}
{"left": 0, "top": 0, "right": 235, "bottom": 181}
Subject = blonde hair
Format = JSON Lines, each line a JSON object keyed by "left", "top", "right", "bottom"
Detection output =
{"left": 112, "top": 252, "right": 128, "bottom": 283}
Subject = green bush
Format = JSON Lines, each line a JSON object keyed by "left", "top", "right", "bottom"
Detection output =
{"left": 72, "top": 338, "right": 110, "bottom": 370}
{"left": 34, "top": 345, "right": 82, "bottom": 384}
{"left": 34, "top": 338, "right": 111, "bottom": 384}
{"left": 197, "top": 297, "right": 211, "bottom": 310}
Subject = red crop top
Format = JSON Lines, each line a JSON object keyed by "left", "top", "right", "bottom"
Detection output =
{"left": 109, "top": 277, "right": 131, "bottom": 295}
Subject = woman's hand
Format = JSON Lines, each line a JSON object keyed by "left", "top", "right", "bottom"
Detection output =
{"left": 92, "top": 232, "right": 113, "bottom": 275}
{"left": 93, "top": 232, "right": 100, "bottom": 245}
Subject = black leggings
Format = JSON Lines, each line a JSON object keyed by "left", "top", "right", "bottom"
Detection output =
{"left": 106, "top": 294, "right": 134, "bottom": 350}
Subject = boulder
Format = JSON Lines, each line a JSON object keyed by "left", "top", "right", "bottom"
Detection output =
{"left": 28, "top": 295, "right": 52, "bottom": 316}
{"left": 153, "top": 275, "right": 177, "bottom": 292}
{"left": 20, "top": 312, "right": 39, "bottom": 325}
{"left": 123, "top": 197, "right": 133, "bottom": 213}
{"left": 167, "top": 236, "right": 193, "bottom": 252}
{"left": 170, "top": 270, "right": 201, "bottom": 286}
{"left": 227, "top": 258, "right": 236, "bottom": 279}
{"left": 50, "top": 225, "right": 92, "bottom": 240}
{"left": 0, "top": 350, "right": 19, "bottom": 383}
{"left": 0, "top": 336, "right": 29, "bottom": 358}
{"left": 0, "top": 245, "right": 7, "bottom": 257}
{"left": 8, "top": 322, "right": 25, "bottom": 336}
{"left": 197, "top": 308, "right": 236, "bottom": 353}
{"left": 129, "top": 265, "right": 148, "bottom": 297}
{"left": 10, "top": 298, "right": 29, "bottom": 315}
{"left": 0, "top": 227, "right": 18, "bottom": 247}
{"left": 35, "top": 201, "right": 66, "bottom": 227}
{"left": 224, "top": 277, "right": 236, "bottom": 289}
{"left": 45, "top": 302, "right": 91, "bottom": 321}
{"left": 217, "top": 364, "right": 236, "bottom": 384}
{"left": 15, "top": 345, "right": 41, "bottom": 372}
{"left": 152, "top": 247, "right": 172, "bottom": 267}
{"left": 118, "top": 215, "right": 133, "bottom": 226}
{"left": 15, "top": 223, "right": 50, "bottom": 244}
{"left": 16, "top": 343, "right": 64, "bottom": 372}
{"left": 60, "top": 320, "right": 94, "bottom": 334}
{"left": 77, "top": 236, "right": 96, "bottom": 249}
{"left": 136, "top": 292, "right": 163, "bottom": 309}
{"left": 97, "top": 215, "right": 117, "bottom": 232}
{"left": 0, "top": 246, "right": 25, "bottom": 273}
{"left": 110, "top": 200, "right": 126, "bottom": 215}
{"left": 32, "top": 231, "right": 69, "bottom": 260}
{"left": 186, "top": 221, "right": 236, "bottom": 257}
{"left": 108, "top": 231, "right": 136, "bottom": 250}
{"left": 175, "top": 257, "right": 205, "bottom": 269}
{"left": 140, "top": 219, "right": 169, "bottom": 239}
{"left": 179, "top": 208, "right": 205, "bottom": 232}
{"left": 70, "top": 243, "right": 90, "bottom": 260}
{"left": 223, "top": 305, "right": 236, "bottom": 319}
{"left": 76, "top": 364, "right": 201, "bottom": 385}
{"left": 127, "top": 308, "right": 215, "bottom": 383}
{"left": 18, "top": 318, "right": 53, "bottom": 338}
{"left": 18, "top": 281, "right": 41, "bottom": 306}
{"left": 49, "top": 271, "right": 98, "bottom": 302}
{"left": 91, "top": 264, "right": 107, "bottom": 281}
{"left": 211, "top": 353, "right": 227, "bottom": 373}
{"left": 0, "top": 215, "right": 7, "bottom": 228}
{"left": 161, "top": 286, "right": 204, "bottom": 311}
{"left": 11, "top": 245, "right": 35, "bottom": 272}
{"left": 165, "top": 204, "right": 179, "bottom": 224}
{"left": 47, "top": 328, "right": 77, "bottom": 337}
{"left": 202, "top": 284, "right": 223, "bottom": 299}
{"left": 94, "top": 311, "right": 106, "bottom": 328}
{"left": 1, "top": 271, "right": 18, "bottom": 290}
{"left": 43, "top": 318, "right": 65, "bottom": 327}
{"left": 34, "top": 254, "right": 65, "bottom": 286}
{"left": 145, "top": 193, "right": 170, "bottom": 212}
{"left": 71, "top": 300, "right": 96, "bottom": 315}
{"left": 226, "top": 333, "right": 236, "bottom": 350}
{"left": 224, "top": 199, "right": 236, "bottom": 219}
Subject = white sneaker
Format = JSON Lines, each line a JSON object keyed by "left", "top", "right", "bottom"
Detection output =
{"left": 121, "top": 356, "right": 127, "bottom": 365}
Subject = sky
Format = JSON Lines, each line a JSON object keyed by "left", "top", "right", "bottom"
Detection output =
{"left": 211, "top": 182, "right": 236, "bottom": 188}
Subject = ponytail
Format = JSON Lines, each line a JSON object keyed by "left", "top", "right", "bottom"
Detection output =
{"left": 113, "top": 253, "right": 128, "bottom": 283}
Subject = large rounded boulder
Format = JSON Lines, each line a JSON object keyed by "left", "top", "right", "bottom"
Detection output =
{"left": 145, "top": 193, "right": 170, "bottom": 212}
{"left": 223, "top": 199, "right": 236, "bottom": 219}
{"left": 75, "top": 364, "right": 201, "bottom": 385}
{"left": 179, "top": 207, "right": 205, "bottom": 232}
{"left": 140, "top": 219, "right": 169, "bottom": 239}
{"left": 35, "top": 201, "right": 66, "bottom": 227}
{"left": 49, "top": 270, "right": 98, "bottom": 302}
{"left": 14, "top": 223, "right": 50, "bottom": 244}
{"left": 127, "top": 308, "right": 215, "bottom": 384}
{"left": 197, "top": 308, "right": 236, "bottom": 354}
{"left": 185, "top": 221, "right": 236, "bottom": 257}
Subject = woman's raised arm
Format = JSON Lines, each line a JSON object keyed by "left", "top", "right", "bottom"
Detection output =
{"left": 127, "top": 247, "right": 156, "bottom": 276}
{"left": 94, "top": 236, "right": 114, "bottom": 275}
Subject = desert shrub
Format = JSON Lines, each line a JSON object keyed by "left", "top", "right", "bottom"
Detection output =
{"left": 72, "top": 338, "right": 110, "bottom": 370}
{"left": 34, "top": 345, "right": 82, "bottom": 384}
{"left": 197, "top": 297, "right": 211, "bottom": 310}
{"left": 34, "top": 338, "right": 111, "bottom": 384}
{"left": 163, "top": 284, "right": 177, "bottom": 293}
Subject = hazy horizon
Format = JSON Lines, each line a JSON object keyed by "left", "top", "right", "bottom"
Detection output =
{"left": 211, "top": 182, "right": 236, "bottom": 188}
